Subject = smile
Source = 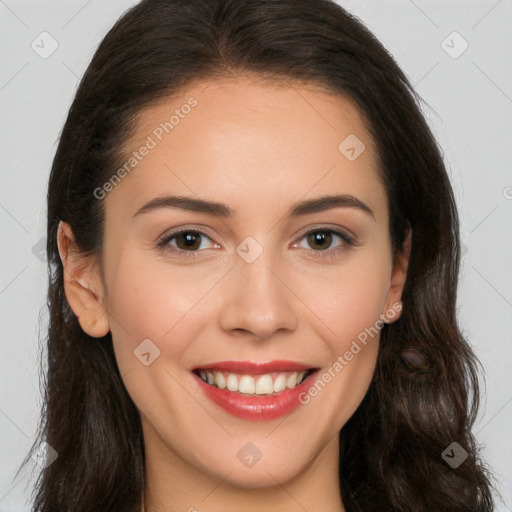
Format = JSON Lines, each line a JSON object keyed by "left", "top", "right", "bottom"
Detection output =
{"left": 196, "top": 369, "right": 312, "bottom": 395}
{"left": 192, "top": 361, "right": 319, "bottom": 421}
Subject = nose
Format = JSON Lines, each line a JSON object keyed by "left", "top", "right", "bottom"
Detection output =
{"left": 218, "top": 251, "right": 298, "bottom": 341}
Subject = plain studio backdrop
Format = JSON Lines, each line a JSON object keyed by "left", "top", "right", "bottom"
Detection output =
{"left": 1, "top": 1, "right": 511, "bottom": 510}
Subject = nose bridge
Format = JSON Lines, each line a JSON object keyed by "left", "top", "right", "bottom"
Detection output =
{"left": 218, "top": 242, "right": 298, "bottom": 339}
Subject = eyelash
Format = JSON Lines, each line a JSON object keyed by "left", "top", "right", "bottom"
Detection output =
{"left": 155, "top": 227, "right": 356, "bottom": 261}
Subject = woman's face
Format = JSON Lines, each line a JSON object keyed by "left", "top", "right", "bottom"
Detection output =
{"left": 61, "top": 76, "right": 408, "bottom": 491}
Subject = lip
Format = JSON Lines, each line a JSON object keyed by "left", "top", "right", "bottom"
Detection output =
{"left": 192, "top": 360, "right": 314, "bottom": 374}
{"left": 192, "top": 361, "right": 319, "bottom": 421}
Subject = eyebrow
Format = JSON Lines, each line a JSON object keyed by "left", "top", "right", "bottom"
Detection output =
{"left": 132, "top": 194, "right": 375, "bottom": 220}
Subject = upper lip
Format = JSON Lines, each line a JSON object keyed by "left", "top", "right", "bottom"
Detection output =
{"left": 193, "top": 360, "right": 317, "bottom": 374}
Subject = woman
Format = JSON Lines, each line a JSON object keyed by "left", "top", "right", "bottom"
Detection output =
{"left": 27, "top": 0, "right": 495, "bottom": 510}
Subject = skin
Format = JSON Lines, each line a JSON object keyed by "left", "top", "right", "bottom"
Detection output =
{"left": 57, "top": 75, "right": 410, "bottom": 512}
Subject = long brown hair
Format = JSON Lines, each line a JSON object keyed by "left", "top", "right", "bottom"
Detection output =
{"left": 26, "top": 0, "right": 495, "bottom": 510}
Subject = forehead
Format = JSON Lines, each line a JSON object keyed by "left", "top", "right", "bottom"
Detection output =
{"left": 105, "top": 76, "right": 385, "bottom": 220}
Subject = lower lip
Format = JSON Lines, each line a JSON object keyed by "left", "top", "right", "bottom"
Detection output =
{"left": 193, "top": 372, "right": 317, "bottom": 421}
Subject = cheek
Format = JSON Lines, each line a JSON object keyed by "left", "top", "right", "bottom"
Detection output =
{"left": 103, "top": 253, "right": 221, "bottom": 422}
{"left": 103, "top": 249, "right": 221, "bottom": 372}
{"left": 296, "top": 250, "right": 391, "bottom": 347}
{"left": 291, "top": 252, "right": 389, "bottom": 427}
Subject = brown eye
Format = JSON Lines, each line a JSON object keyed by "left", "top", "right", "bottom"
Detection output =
{"left": 299, "top": 229, "right": 354, "bottom": 251}
{"left": 174, "top": 231, "right": 203, "bottom": 251}
{"left": 293, "top": 228, "right": 356, "bottom": 262}
{"left": 156, "top": 229, "right": 215, "bottom": 253}
{"left": 306, "top": 231, "right": 334, "bottom": 250}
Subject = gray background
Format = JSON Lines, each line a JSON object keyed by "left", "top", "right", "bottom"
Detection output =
{"left": 1, "top": 0, "right": 511, "bottom": 510}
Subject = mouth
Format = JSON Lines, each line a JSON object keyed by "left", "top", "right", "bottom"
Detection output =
{"left": 192, "top": 368, "right": 316, "bottom": 395}
{"left": 191, "top": 361, "right": 319, "bottom": 421}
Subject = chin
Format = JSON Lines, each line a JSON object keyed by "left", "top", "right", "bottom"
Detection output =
{"left": 191, "top": 439, "right": 320, "bottom": 491}
{"left": 215, "top": 458, "right": 308, "bottom": 490}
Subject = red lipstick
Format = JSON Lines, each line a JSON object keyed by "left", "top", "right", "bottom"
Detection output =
{"left": 192, "top": 360, "right": 318, "bottom": 421}
{"left": 195, "top": 360, "right": 313, "bottom": 374}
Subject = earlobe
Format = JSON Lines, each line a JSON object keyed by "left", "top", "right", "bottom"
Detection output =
{"left": 382, "top": 229, "right": 412, "bottom": 323}
{"left": 57, "top": 221, "right": 110, "bottom": 338}
{"left": 77, "top": 306, "right": 110, "bottom": 338}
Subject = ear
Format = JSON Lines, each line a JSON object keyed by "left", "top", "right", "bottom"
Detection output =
{"left": 56, "top": 221, "right": 110, "bottom": 338}
{"left": 382, "top": 228, "right": 411, "bottom": 323}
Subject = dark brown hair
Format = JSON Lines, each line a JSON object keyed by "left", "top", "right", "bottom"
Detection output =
{"left": 26, "top": 0, "right": 496, "bottom": 510}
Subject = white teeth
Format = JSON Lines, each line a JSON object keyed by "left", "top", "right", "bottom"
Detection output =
{"left": 238, "top": 375, "right": 255, "bottom": 394}
{"left": 256, "top": 374, "right": 274, "bottom": 394}
{"left": 226, "top": 374, "right": 239, "bottom": 392}
{"left": 273, "top": 374, "right": 287, "bottom": 392}
{"left": 286, "top": 373, "right": 297, "bottom": 389}
{"left": 214, "top": 371, "right": 226, "bottom": 389}
{"left": 198, "top": 369, "right": 312, "bottom": 395}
